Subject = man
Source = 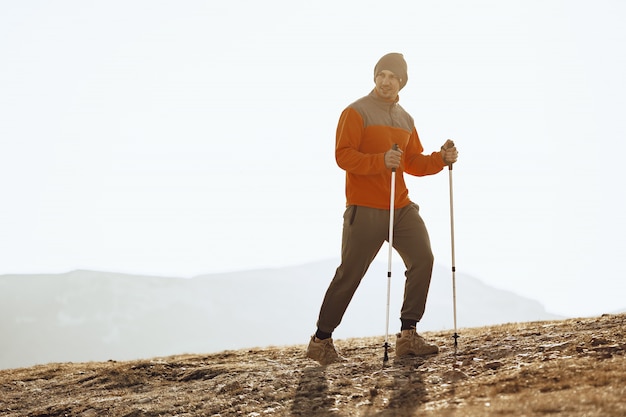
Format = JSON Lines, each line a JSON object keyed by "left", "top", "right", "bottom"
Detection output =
{"left": 307, "top": 52, "right": 458, "bottom": 365}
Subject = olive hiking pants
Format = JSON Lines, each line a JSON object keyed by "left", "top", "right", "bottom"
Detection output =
{"left": 316, "top": 203, "right": 434, "bottom": 334}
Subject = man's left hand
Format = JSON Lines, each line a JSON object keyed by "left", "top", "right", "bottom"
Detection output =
{"left": 441, "top": 139, "right": 458, "bottom": 165}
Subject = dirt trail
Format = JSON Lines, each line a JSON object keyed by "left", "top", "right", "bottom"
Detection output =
{"left": 1, "top": 314, "right": 625, "bottom": 416}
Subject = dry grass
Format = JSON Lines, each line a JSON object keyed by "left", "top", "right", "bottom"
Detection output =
{"left": 1, "top": 314, "right": 624, "bottom": 416}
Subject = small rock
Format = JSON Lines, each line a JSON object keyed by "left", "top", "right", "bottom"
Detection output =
{"left": 539, "top": 341, "right": 572, "bottom": 352}
{"left": 484, "top": 361, "right": 503, "bottom": 370}
{"left": 590, "top": 337, "right": 611, "bottom": 346}
{"left": 592, "top": 344, "right": 622, "bottom": 357}
{"left": 443, "top": 369, "right": 469, "bottom": 382}
{"left": 428, "top": 375, "right": 444, "bottom": 384}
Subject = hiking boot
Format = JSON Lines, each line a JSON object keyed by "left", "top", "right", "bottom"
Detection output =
{"left": 396, "top": 329, "right": 439, "bottom": 357}
{"left": 306, "top": 336, "right": 347, "bottom": 365}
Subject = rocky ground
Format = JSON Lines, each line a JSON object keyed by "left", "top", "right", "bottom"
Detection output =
{"left": 1, "top": 313, "right": 624, "bottom": 416}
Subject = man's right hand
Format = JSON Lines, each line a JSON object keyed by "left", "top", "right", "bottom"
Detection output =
{"left": 384, "top": 146, "right": 402, "bottom": 169}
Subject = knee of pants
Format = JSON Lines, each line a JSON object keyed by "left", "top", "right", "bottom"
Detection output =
{"left": 404, "top": 248, "right": 434, "bottom": 270}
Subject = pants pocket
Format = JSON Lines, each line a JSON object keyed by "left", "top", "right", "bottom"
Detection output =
{"left": 344, "top": 205, "right": 358, "bottom": 226}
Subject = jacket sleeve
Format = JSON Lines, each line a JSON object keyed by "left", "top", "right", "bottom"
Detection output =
{"left": 335, "top": 107, "right": 387, "bottom": 175}
{"left": 404, "top": 127, "right": 446, "bottom": 177}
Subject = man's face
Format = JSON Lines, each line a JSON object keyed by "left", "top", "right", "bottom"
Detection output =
{"left": 374, "top": 70, "right": 401, "bottom": 102}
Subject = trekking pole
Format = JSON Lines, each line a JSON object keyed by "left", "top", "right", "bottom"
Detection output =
{"left": 448, "top": 160, "right": 460, "bottom": 354}
{"left": 383, "top": 144, "right": 398, "bottom": 364}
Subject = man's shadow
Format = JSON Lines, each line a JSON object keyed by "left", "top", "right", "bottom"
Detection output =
{"left": 290, "top": 365, "right": 341, "bottom": 416}
{"left": 364, "top": 357, "right": 428, "bottom": 417}
{"left": 290, "top": 357, "right": 428, "bottom": 417}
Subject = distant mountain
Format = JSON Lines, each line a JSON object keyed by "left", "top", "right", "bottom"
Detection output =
{"left": 0, "top": 260, "right": 563, "bottom": 370}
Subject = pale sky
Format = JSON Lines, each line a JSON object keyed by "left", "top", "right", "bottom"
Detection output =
{"left": 1, "top": 0, "right": 625, "bottom": 318}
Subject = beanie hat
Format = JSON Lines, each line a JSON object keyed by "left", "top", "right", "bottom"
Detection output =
{"left": 374, "top": 53, "right": 408, "bottom": 90}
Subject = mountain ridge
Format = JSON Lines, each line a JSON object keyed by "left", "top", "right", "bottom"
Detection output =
{"left": 1, "top": 259, "right": 566, "bottom": 369}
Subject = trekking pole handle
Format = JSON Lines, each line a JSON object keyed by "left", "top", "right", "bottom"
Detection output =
{"left": 442, "top": 139, "right": 454, "bottom": 170}
{"left": 391, "top": 144, "right": 399, "bottom": 173}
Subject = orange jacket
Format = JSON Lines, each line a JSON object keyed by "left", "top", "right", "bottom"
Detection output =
{"left": 336, "top": 91, "right": 446, "bottom": 209}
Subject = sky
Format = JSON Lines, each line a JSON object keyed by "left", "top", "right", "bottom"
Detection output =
{"left": 1, "top": 0, "right": 625, "bottom": 318}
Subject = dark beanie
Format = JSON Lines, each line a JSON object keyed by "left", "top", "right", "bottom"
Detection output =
{"left": 374, "top": 53, "right": 408, "bottom": 90}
